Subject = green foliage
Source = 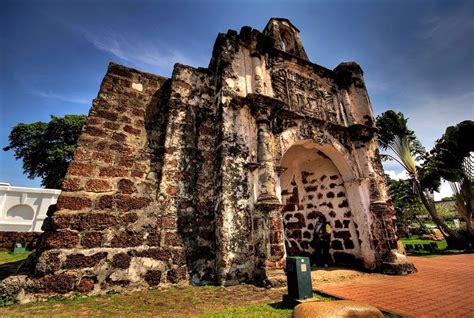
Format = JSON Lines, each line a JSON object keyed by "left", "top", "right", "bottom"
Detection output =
{"left": 46, "top": 295, "right": 67, "bottom": 304}
{"left": 440, "top": 195, "right": 455, "bottom": 202}
{"left": 3, "top": 115, "right": 87, "bottom": 189}
{"left": 376, "top": 110, "right": 467, "bottom": 243}
{"left": 388, "top": 177, "right": 424, "bottom": 234}
{"left": 435, "top": 202, "right": 457, "bottom": 222}
{"left": 0, "top": 293, "right": 16, "bottom": 307}
{"left": 420, "top": 120, "right": 474, "bottom": 234}
{"left": 422, "top": 120, "right": 474, "bottom": 185}
{"left": 105, "top": 290, "right": 117, "bottom": 297}
{"left": 376, "top": 110, "right": 425, "bottom": 172}
{"left": 449, "top": 180, "right": 473, "bottom": 232}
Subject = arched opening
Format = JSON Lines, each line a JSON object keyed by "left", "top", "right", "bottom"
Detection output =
{"left": 279, "top": 142, "right": 361, "bottom": 266}
{"left": 6, "top": 204, "right": 35, "bottom": 221}
{"left": 280, "top": 30, "right": 295, "bottom": 55}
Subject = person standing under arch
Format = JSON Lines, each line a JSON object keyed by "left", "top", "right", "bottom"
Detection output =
{"left": 312, "top": 217, "right": 332, "bottom": 267}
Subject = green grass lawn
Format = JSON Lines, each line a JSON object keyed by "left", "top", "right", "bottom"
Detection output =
{"left": 399, "top": 237, "right": 468, "bottom": 257}
{"left": 0, "top": 285, "right": 288, "bottom": 317}
{"left": 198, "top": 302, "right": 293, "bottom": 318}
{"left": 400, "top": 238, "right": 448, "bottom": 250}
{"left": 0, "top": 284, "right": 338, "bottom": 317}
{"left": 0, "top": 251, "right": 31, "bottom": 264}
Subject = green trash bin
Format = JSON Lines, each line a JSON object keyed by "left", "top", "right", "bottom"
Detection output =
{"left": 286, "top": 256, "right": 313, "bottom": 300}
{"left": 10, "top": 241, "right": 26, "bottom": 254}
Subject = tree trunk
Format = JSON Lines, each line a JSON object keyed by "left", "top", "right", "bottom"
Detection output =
{"left": 461, "top": 179, "right": 473, "bottom": 235}
{"left": 415, "top": 183, "right": 466, "bottom": 245}
{"left": 465, "top": 216, "right": 472, "bottom": 234}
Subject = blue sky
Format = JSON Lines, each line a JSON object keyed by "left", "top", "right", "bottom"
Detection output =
{"left": 1, "top": 0, "right": 473, "bottom": 198}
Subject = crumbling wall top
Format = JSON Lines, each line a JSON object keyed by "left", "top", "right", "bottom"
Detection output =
{"left": 263, "top": 18, "right": 308, "bottom": 60}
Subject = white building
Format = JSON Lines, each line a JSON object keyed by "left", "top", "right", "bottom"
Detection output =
{"left": 0, "top": 183, "right": 61, "bottom": 232}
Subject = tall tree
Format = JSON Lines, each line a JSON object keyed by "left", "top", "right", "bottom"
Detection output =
{"left": 3, "top": 115, "right": 87, "bottom": 189}
{"left": 376, "top": 111, "right": 464, "bottom": 244}
{"left": 421, "top": 120, "right": 474, "bottom": 234}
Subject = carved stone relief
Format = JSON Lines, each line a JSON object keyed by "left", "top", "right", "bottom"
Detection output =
{"left": 271, "top": 69, "right": 341, "bottom": 124}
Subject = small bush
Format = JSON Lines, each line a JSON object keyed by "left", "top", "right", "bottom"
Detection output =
{"left": 0, "top": 293, "right": 16, "bottom": 307}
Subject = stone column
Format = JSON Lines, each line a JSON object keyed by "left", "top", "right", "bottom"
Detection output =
{"left": 253, "top": 117, "right": 285, "bottom": 284}
{"left": 252, "top": 202, "right": 285, "bottom": 284}
{"left": 343, "top": 177, "right": 377, "bottom": 269}
{"left": 349, "top": 140, "right": 416, "bottom": 274}
{"left": 256, "top": 120, "right": 279, "bottom": 204}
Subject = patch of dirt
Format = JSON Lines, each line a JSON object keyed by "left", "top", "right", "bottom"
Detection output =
{"left": 267, "top": 266, "right": 382, "bottom": 289}
{"left": 312, "top": 267, "right": 385, "bottom": 287}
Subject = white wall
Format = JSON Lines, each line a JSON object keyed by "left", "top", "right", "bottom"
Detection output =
{"left": 0, "top": 183, "right": 61, "bottom": 232}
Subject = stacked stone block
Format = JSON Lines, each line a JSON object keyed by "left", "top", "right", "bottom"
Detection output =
{"left": 0, "top": 232, "right": 41, "bottom": 251}
{"left": 13, "top": 64, "right": 189, "bottom": 295}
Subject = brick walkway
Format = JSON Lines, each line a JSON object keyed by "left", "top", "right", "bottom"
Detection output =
{"left": 317, "top": 254, "right": 474, "bottom": 317}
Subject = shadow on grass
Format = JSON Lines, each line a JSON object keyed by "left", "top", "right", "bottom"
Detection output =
{"left": 0, "top": 259, "right": 26, "bottom": 280}
{"left": 268, "top": 301, "right": 294, "bottom": 310}
{"left": 268, "top": 291, "right": 336, "bottom": 311}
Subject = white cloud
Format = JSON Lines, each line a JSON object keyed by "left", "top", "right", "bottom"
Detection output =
{"left": 384, "top": 167, "right": 453, "bottom": 201}
{"left": 28, "top": 89, "right": 89, "bottom": 105}
{"left": 433, "top": 180, "right": 453, "bottom": 201}
{"left": 385, "top": 169, "right": 410, "bottom": 180}
{"left": 75, "top": 26, "right": 195, "bottom": 74}
{"left": 420, "top": 8, "right": 474, "bottom": 53}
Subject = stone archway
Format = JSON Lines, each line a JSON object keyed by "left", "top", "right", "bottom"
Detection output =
{"left": 277, "top": 140, "right": 369, "bottom": 267}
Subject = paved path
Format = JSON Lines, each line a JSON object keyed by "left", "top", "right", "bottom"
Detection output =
{"left": 317, "top": 254, "right": 474, "bottom": 317}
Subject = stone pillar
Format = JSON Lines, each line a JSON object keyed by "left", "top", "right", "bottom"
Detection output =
{"left": 253, "top": 202, "right": 285, "bottom": 284}
{"left": 252, "top": 116, "right": 286, "bottom": 284}
{"left": 343, "top": 178, "right": 377, "bottom": 269}
{"left": 215, "top": 105, "right": 255, "bottom": 286}
{"left": 256, "top": 120, "right": 279, "bottom": 204}
{"left": 346, "top": 143, "right": 416, "bottom": 274}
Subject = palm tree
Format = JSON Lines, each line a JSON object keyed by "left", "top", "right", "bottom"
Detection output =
{"left": 376, "top": 111, "right": 464, "bottom": 242}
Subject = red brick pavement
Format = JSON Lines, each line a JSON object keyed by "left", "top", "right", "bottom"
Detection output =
{"left": 317, "top": 254, "right": 474, "bottom": 317}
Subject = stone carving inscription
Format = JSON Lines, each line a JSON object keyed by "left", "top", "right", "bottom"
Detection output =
{"left": 272, "top": 69, "right": 340, "bottom": 124}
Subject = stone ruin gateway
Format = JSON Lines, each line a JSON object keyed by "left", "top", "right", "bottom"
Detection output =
{"left": 2, "top": 18, "right": 415, "bottom": 301}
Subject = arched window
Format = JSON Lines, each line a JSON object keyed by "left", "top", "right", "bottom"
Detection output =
{"left": 6, "top": 205, "right": 35, "bottom": 221}
{"left": 280, "top": 31, "right": 295, "bottom": 54}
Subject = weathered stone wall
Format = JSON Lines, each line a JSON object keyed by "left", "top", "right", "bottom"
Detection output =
{"left": 1, "top": 63, "right": 190, "bottom": 298}
{"left": 280, "top": 145, "right": 361, "bottom": 264}
{"left": 205, "top": 19, "right": 410, "bottom": 278}
{"left": 1, "top": 62, "right": 223, "bottom": 298}
{"left": 158, "top": 64, "right": 218, "bottom": 285}
{"left": 1, "top": 18, "right": 414, "bottom": 303}
{"left": 0, "top": 232, "right": 41, "bottom": 251}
